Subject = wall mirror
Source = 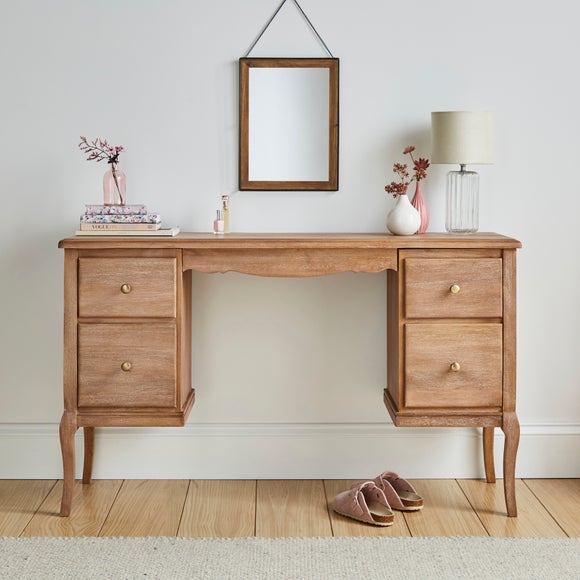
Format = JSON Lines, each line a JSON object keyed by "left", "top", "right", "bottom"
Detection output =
{"left": 239, "top": 58, "right": 339, "bottom": 191}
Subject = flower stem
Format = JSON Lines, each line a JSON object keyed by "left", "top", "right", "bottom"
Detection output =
{"left": 110, "top": 163, "right": 124, "bottom": 205}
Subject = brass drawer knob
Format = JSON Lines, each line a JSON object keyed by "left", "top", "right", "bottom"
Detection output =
{"left": 450, "top": 284, "right": 461, "bottom": 294}
{"left": 121, "top": 361, "right": 132, "bottom": 372}
{"left": 450, "top": 362, "right": 461, "bottom": 372}
{"left": 120, "top": 284, "right": 132, "bottom": 294}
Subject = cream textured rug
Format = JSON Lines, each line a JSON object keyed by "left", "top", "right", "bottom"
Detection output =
{"left": 1, "top": 537, "right": 579, "bottom": 579}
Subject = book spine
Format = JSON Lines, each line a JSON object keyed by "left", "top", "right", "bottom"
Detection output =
{"left": 84, "top": 204, "right": 147, "bottom": 215}
{"left": 80, "top": 213, "right": 161, "bottom": 224}
{"left": 79, "top": 222, "right": 160, "bottom": 231}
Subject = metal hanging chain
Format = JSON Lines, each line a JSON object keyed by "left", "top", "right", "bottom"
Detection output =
{"left": 243, "top": 0, "right": 334, "bottom": 58}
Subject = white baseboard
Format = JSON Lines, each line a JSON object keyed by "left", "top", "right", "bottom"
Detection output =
{"left": 1, "top": 422, "right": 578, "bottom": 479}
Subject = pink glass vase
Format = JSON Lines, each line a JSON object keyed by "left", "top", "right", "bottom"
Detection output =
{"left": 103, "top": 163, "right": 126, "bottom": 206}
{"left": 411, "top": 180, "right": 429, "bottom": 234}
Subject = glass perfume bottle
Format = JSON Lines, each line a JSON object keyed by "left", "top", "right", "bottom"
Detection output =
{"left": 221, "top": 195, "right": 230, "bottom": 233}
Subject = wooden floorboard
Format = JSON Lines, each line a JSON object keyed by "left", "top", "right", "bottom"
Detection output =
{"left": 0, "top": 480, "right": 55, "bottom": 536}
{"left": 402, "top": 479, "right": 488, "bottom": 537}
{"left": 256, "top": 480, "right": 332, "bottom": 537}
{"left": 22, "top": 480, "right": 123, "bottom": 537}
{"left": 458, "top": 479, "right": 567, "bottom": 537}
{"left": 99, "top": 480, "right": 189, "bottom": 537}
{"left": 178, "top": 480, "right": 256, "bottom": 537}
{"left": 1, "top": 479, "right": 578, "bottom": 538}
{"left": 524, "top": 479, "right": 580, "bottom": 537}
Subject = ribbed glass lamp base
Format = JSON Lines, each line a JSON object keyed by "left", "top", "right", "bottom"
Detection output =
{"left": 445, "top": 169, "right": 479, "bottom": 233}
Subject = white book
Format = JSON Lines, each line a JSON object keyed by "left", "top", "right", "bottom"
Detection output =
{"left": 79, "top": 222, "right": 161, "bottom": 231}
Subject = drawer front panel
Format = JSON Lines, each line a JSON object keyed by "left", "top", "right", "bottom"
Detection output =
{"left": 405, "top": 323, "right": 503, "bottom": 408}
{"left": 405, "top": 258, "right": 502, "bottom": 318}
{"left": 78, "top": 323, "right": 177, "bottom": 408}
{"left": 78, "top": 258, "right": 176, "bottom": 318}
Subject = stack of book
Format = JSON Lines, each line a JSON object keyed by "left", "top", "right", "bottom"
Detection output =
{"left": 76, "top": 205, "right": 179, "bottom": 236}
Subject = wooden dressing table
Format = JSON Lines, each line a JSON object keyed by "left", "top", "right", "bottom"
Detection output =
{"left": 58, "top": 232, "right": 521, "bottom": 517}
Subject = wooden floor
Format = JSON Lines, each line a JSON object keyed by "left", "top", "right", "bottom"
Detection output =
{"left": 1, "top": 479, "right": 578, "bottom": 538}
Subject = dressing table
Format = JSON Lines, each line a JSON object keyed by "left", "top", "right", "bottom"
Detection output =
{"left": 58, "top": 232, "right": 521, "bottom": 517}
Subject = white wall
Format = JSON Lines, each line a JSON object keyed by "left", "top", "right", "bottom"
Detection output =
{"left": 1, "top": 0, "right": 578, "bottom": 479}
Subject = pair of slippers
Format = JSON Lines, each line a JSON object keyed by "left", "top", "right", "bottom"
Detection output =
{"left": 333, "top": 471, "right": 423, "bottom": 527}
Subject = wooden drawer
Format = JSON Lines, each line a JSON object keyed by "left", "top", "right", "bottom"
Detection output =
{"left": 405, "top": 323, "right": 502, "bottom": 408}
{"left": 405, "top": 258, "right": 502, "bottom": 318}
{"left": 78, "top": 323, "right": 177, "bottom": 408}
{"left": 78, "top": 258, "right": 176, "bottom": 318}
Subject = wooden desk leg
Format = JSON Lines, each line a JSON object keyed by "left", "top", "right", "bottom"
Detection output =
{"left": 483, "top": 427, "right": 496, "bottom": 483}
{"left": 82, "top": 427, "right": 95, "bottom": 484}
{"left": 502, "top": 412, "right": 520, "bottom": 517}
{"left": 59, "top": 412, "right": 77, "bottom": 517}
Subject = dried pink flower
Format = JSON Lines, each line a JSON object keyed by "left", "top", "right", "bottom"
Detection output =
{"left": 385, "top": 145, "right": 430, "bottom": 197}
{"left": 413, "top": 158, "right": 430, "bottom": 181}
{"left": 79, "top": 136, "right": 124, "bottom": 165}
{"left": 393, "top": 163, "right": 409, "bottom": 179}
{"left": 414, "top": 158, "right": 430, "bottom": 172}
{"left": 384, "top": 181, "right": 409, "bottom": 196}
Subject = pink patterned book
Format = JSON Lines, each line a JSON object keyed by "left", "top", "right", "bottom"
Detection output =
{"left": 75, "top": 227, "right": 180, "bottom": 237}
{"left": 80, "top": 213, "right": 161, "bottom": 224}
{"left": 84, "top": 204, "right": 147, "bottom": 215}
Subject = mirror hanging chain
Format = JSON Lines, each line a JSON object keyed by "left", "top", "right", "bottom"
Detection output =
{"left": 243, "top": 0, "right": 334, "bottom": 58}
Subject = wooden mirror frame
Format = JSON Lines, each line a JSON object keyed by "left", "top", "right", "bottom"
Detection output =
{"left": 239, "top": 57, "right": 339, "bottom": 191}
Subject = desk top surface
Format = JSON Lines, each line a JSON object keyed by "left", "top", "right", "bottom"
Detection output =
{"left": 59, "top": 232, "right": 521, "bottom": 250}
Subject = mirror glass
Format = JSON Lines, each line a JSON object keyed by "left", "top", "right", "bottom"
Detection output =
{"left": 239, "top": 58, "right": 339, "bottom": 190}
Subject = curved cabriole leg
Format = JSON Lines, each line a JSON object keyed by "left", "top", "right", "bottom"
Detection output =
{"left": 59, "top": 412, "right": 78, "bottom": 516}
{"left": 82, "top": 426, "right": 95, "bottom": 484}
{"left": 483, "top": 427, "right": 496, "bottom": 483}
{"left": 502, "top": 412, "right": 520, "bottom": 517}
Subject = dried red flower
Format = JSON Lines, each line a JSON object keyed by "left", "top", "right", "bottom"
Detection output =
{"left": 393, "top": 163, "right": 409, "bottom": 179}
{"left": 384, "top": 146, "right": 430, "bottom": 197}
{"left": 413, "top": 158, "right": 430, "bottom": 181}
{"left": 385, "top": 181, "right": 409, "bottom": 195}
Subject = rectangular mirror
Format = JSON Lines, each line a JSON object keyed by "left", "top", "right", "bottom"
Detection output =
{"left": 239, "top": 58, "right": 339, "bottom": 191}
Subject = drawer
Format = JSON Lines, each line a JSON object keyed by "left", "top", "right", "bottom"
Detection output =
{"left": 405, "top": 258, "right": 502, "bottom": 318}
{"left": 405, "top": 323, "right": 502, "bottom": 408}
{"left": 78, "top": 323, "right": 177, "bottom": 408}
{"left": 78, "top": 258, "right": 176, "bottom": 318}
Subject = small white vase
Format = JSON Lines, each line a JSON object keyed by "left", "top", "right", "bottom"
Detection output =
{"left": 386, "top": 193, "right": 421, "bottom": 235}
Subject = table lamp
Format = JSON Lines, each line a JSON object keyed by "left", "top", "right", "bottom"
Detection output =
{"left": 431, "top": 111, "right": 494, "bottom": 233}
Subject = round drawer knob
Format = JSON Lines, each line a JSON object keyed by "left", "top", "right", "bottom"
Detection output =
{"left": 120, "top": 284, "right": 132, "bottom": 294}
{"left": 121, "top": 361, "right": 132, "bottom": 372}
{"left": 450, "top": 284, "right": 461, "bottom": 294}
{"left": 450, "top": 362, "right": 461, "bottom": 372}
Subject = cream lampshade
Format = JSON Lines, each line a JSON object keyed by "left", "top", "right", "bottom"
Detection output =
{"left": 431, "top": 111, "right": 494, "bottom": 233}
